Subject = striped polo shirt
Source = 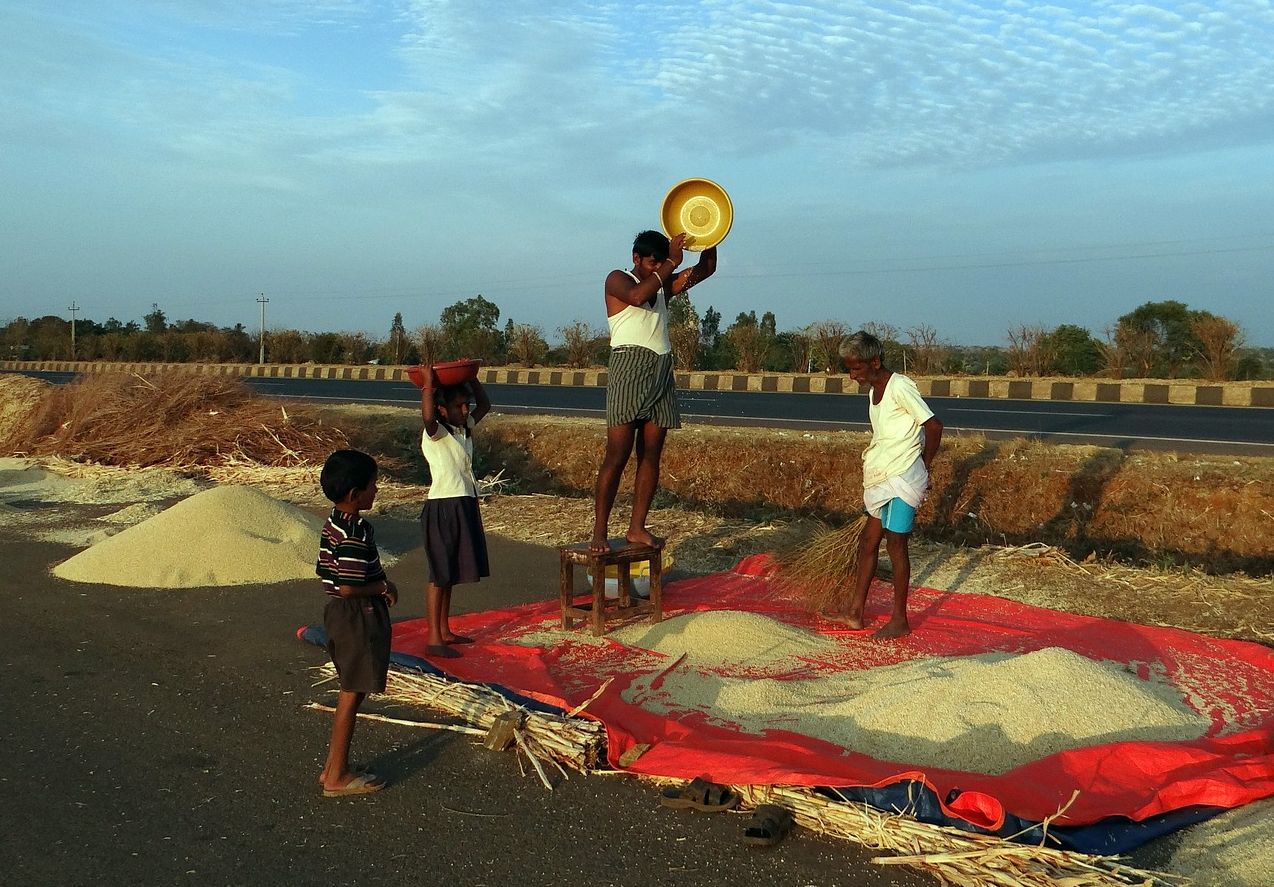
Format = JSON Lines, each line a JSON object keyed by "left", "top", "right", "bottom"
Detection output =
{"left": 316, "top": 508, "right": 386, "bottom": 597}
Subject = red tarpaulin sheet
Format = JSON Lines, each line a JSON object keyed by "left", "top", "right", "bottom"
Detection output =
{"left": 384, "top": 555, "right": 1274, "bottom": 830}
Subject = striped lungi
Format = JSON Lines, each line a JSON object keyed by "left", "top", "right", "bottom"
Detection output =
{"left": 606, "top": 345, "right": 681, "bottom": 428}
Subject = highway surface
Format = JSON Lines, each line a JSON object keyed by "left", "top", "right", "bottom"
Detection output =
{"left": 9, "top": 370, "right": 1274, "bottom": 455}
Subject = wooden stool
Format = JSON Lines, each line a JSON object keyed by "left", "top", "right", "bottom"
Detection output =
{"left": 559, "top": 540, "right": 664, "bottom": 636}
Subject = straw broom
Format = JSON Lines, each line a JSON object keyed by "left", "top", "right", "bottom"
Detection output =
{"left": 774, "top": 514, "right": 870, "bottom": 614}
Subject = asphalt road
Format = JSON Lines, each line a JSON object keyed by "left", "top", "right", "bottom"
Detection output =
{"left": 2, "top": 504, "right": 930, "bottom": 887}
{"left": 10, "top": 370, "right": 1274, "bottom": 454}
{"left": 257, "top": 376, "right": 1274, "bottom": 455}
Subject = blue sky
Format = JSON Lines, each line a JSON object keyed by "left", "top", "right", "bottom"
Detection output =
{"left": 2, "top": 0, "right": 1272, "bottom": 347}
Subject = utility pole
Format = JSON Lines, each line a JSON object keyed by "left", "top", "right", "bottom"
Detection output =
{"left": 67, "top": 301, "right": 80, "bottom": 360}
{"left": 256, "top": 293, "right": 269, "bottom": 364}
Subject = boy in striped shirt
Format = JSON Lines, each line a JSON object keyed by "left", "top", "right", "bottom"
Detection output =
{"left": 315, "top": 449, "right": 398, "bottom": 797}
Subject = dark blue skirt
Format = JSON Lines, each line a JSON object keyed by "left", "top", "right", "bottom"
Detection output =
{"left": 420, "top": 496, "right": 489, "bottom": 587}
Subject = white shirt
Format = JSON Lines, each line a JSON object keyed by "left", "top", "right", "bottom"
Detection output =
{"left": 863, "top": 373, "right": 934, "bottom": 489}
{"left": 607, "top": 270, "right": 672, "bottom": 354}
{"left": 420, "top": 416, "right": 478, "bottom": 499}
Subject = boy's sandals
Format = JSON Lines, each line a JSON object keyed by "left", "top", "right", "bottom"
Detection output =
{"left": 322, "top": 772, "right": 386, "bottom": 798}
{"left": 659, "top": 776, "right": 739, "bottom": 812}
{"left": 742, "top": 804, "right": 795, "bottom": 847}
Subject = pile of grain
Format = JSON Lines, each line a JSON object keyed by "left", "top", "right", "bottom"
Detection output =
{"left": 0, "top": 457, "right": 204, "bottom": 505}
{"left": 53, "top": 486, "right": 324, "bottom": 588}
{"left": 614, "top": 610, "right": 839, "bottom": 671}
{"left": 619, "top": 613, "right": 1209, "bottom": 775}
{"left": 1165, "top": 797, "right": 1274, "bottom": 887}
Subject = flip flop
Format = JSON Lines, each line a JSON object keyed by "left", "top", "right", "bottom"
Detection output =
{"left": 742, "top": 804, "right": 795, "bottom": 847}
{"left": 322, "top": 772, "right": 386, "bottom": 798}
{"left": 444, "top": 635, "right": 475, "bottom": 645}
{"left": 318, "top": 764, "right": 366, "bottom": 786}
{"left": 659, "top": 776, "right": 738, "bottom": 812}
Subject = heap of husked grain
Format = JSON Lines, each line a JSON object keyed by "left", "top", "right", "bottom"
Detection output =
{"left": 52, "top": 485, "right": 324, "bottom": 588}
{"left": 613, "top": 610, "right": 840, "bottom": 671}
{"left": 1165, "top": 797, "right": 1274, "bottom": 887}
{"left": 618, "top": 612, "right": 1209, "bottom": 775}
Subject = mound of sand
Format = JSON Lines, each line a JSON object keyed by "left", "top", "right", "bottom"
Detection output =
{"left": 614, "top": 610, "right": 840, "bottom": 671}
{"left": 53, "top": 486, "right": 325, "bottom": 588}
{"left": 621, "top": 626, "right": 1209, "bottom": 774}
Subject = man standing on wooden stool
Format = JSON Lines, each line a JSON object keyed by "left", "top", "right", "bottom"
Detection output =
{"left": 590, "top": 229, "right": 717, "bottom": 553}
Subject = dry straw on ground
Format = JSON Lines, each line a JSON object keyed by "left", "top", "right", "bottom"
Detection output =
{"left": 2, "top": 372, "right": 348, "bottom": 468}
{"left": 313, "top": 662, "right": 605, "bottom": 784}
{"left": 734, "top": 784, "right": 1185, "bottom": 887}
{"left": 472, "top": 414, "right": 1274, "bottom": 573}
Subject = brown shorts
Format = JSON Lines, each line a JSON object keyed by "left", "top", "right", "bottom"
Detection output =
{"left": 324, "top": 595, "right": 391, "bottom": 694}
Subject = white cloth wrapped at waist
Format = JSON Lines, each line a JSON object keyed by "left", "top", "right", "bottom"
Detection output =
{"left": 864, "top": 455, "right": 930, "bottom": 517}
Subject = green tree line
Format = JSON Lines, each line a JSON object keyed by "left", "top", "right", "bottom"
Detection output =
{"left": 3, "top": 297, "right": 1267, "bottom": 380}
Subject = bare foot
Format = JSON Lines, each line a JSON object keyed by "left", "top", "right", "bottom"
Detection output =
{"left": 625, "top": 528, "right": 664, "bottom": 548}
{"left": 426, "top": 643, "right": 461, "bottom": 659}
{"left": 841, "top": 614, "right": 867, "bottom": 630}
{"left": 873, "top": 618, "right": 911, "bottom": 640}
{"left": 589, "top": 534, "right": 611, "bottom": 554}
{"left": 443, "top": 634, "right": 474, "bottom": 645}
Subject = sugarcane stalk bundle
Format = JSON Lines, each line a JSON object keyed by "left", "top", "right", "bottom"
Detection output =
{"left": 314, "top": 662, "right": 605, "bottom": 777}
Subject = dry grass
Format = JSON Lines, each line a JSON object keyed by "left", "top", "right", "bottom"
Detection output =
{"left": 471, "top": 414, "right": 1274, "bottom": 574}
{"left": 2, "top": 372, "right": 350, "bottom": 469}
{"left": 734, "top": 784, "right": 1185, "bottom": 887}
{"left": 3, "top": 376, "right": 1269, "bottom": 584}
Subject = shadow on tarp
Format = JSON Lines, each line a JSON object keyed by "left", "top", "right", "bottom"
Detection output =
{"left": 296, "top": 555, "right": 1274, "bottom": 856}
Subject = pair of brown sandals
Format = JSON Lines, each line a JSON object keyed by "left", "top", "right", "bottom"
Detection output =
{"left": 659, "top": 777, "right": 795, "bottom": 847}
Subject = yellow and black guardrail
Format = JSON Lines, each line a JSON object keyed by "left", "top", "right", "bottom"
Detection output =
{"left": 3, "top": 360, "right": 1272, "bottom": 407}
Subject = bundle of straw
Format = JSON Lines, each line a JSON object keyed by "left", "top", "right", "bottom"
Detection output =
{"left": 314, "top": 663, "right": 605, "bottom": 784}
{"left": 733, "top": 785, "right": 1184, "bottom": 887}
{"left": 773, "top": 514, "right": 869, "bottom": 613}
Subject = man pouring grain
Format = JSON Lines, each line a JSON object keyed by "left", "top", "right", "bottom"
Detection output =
{"left": 590, "top": 230, "right": 717, "bottom": 553}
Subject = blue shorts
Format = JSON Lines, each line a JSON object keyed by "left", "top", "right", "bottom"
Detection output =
{"left": 879, "top": 498, "right": 916, "bottom": 534}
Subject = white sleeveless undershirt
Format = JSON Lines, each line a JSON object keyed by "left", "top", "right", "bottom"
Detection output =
{"left": 607, "top": 270, "right": 672, "bottom": 355}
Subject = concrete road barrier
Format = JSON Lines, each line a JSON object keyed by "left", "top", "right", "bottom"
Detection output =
{"left": 4, "top": 360, "right": 1272, "bottom": 407}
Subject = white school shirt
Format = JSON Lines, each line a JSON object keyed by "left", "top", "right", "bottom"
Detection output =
{"left": 862, "top": 373, "right": 934, "bottom": 490}
{"left": 607, "top": 270, "right": 672, "bottom": 355}
{"left": 420, "top": 416, "right": 478, "bottom": 499}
